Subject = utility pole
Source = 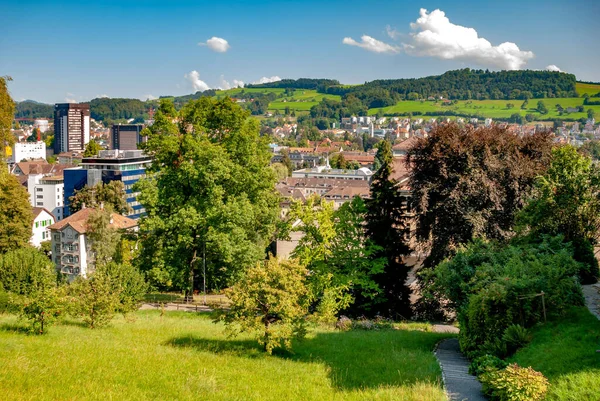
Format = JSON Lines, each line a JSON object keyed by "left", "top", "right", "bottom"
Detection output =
{"left": 203, "top": 241, "right": 207, "bottom": 305}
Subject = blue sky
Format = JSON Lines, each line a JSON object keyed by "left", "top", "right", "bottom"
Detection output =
{"left": 1, "top": 0, "right": 598, "bottom": 104}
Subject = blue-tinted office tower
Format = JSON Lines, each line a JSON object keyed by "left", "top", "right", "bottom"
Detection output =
{"left": 63, "top": 150, "right": 152, "bottom": 219}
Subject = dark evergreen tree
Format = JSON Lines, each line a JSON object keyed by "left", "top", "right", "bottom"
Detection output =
{"left": 365, "top": 140, "right": 412, "bottom": 319}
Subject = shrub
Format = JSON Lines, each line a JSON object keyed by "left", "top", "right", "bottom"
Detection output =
{"left": 351, "top": 316, "right": 394, "bottom": 331}
{"left": 469, "top": 354, "right": 508, "bottom": 376}
{"left": 69, "top": 270, "right": 120, "bottom": 329}
{"left": 335, "top": 315, "right": 352, "bottom": 331}
{"left": 502, "top": 324, "right": 531, "bottom": 355}
{"left": 480, "top": 363, "right": 549, "bottom": 401}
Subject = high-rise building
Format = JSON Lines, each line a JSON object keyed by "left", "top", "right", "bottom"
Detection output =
{"left": 63, "top": 149, "right": 152, "bottom": 219}
{"left": 54, "top": 103, "right": 90, "bottom": 154}
{"left": 111, "top": 124, "right": 144, "bottom": 150}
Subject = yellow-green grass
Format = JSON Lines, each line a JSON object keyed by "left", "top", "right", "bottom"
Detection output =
{"left": 509, "top": 307, "right": 600, "bottom": 400}
{"left": 576, "top": 82, "right": 600, "bottom": 97}
{"left": 368, "top": 98, "right": 600, "bottom": 120}
{"left": 0, "top": 311, "right": 453, "bottom": 401}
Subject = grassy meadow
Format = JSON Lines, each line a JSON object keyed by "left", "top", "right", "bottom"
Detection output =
{"left": 0, "top": 311, "right": 453, "bottom": 401}
{"left": 367, "top": 97, "right": 600, "bottom": 120}
{"left": 510, "top": 307, "right": 600, "bottom": 400}
{"left": 576, "top": 82, "right": 600, "bottom": 97}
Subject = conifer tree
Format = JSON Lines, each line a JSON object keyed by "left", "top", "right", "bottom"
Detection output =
{"left": 365, "top": 140, "right": 412, "bottom": 318}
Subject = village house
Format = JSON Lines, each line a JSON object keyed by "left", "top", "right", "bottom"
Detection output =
{"left": 31, "top": 207, "right": 55, "bottom": 248}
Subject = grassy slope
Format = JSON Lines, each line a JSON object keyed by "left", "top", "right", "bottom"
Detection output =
{"left": 367, "top": 97, "right": 600, "bottom": 120}
{"left": 509, "top": 307, "right": 600, "bottom": 400}
{"left": 213, "top": 88, "right": 341, "bottom": 112}
{"left": 0, "top": 311, "right": 452, "bottom": 401}
{"left": 576, "top": 82, "right": 600, "bottom": 97}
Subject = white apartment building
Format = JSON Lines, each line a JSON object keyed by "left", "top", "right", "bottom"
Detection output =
{"left": 31, "top": 208, "right": 55, "bottom": 247}
{"left": 9, "top": 141, "right": 46, "bottom": 163}
{"left": 48, "top": 207, "right": 137, "bottom": 278}
{"left": 27, "top": 174, "right": 65, "bottom": 221}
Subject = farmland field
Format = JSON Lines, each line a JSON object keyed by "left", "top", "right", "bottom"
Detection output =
{"left": 576, "top": 82, "right": 600, "bottom": 97}
{"left": 0, "top": 311, "right": 452, "bottom": 401}
{"left": 368, "top": 97, "right": 600, "bottom": 120}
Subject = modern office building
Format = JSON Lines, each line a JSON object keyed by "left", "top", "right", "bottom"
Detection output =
{"left": 63, "top": 150, "right": 152, "bottom": 219}
{"left": 9, "top": 141, "right": 46, "bottom": 163}
{"left": 27, "top": 174, "right": 65, "bottom": 221}
{"left": 111, "top": 124, "right": 145, "bottom": 150}
{"left": 53, "top": 103, "right": 90, "bottom": 154}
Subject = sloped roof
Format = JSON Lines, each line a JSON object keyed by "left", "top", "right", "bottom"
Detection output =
{"left": 48, "top": 207, "right": 137, "bottom": 234}
{"left": 32, "top": 207, "right": 54, "bottom": 221}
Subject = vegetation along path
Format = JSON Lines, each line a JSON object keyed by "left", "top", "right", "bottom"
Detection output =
{"left": 435, "top": 339, "right": 486, "bottom": 401}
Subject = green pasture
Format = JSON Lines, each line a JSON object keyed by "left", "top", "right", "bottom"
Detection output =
{"left": 576, "top": 82, "right": 600, "bottom": 97}
{"left": 0, "top": 311, "right": 452, "bottom": 401}
{"left": 368, "top": 97, "right": 600, "bottom": 120}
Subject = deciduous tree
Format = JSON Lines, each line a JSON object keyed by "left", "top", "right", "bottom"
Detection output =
{"left": 0, "top": 170, "right": 33, "bottom": 253}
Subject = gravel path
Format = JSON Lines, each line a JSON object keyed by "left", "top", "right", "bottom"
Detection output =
{"left": 582, "top": 283, "right": 600, "bottom": 320}
{"left": 435, "top": 339, "right": 486, "bottom": 401}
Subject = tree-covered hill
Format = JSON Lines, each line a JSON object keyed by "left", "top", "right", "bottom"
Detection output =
{"left": 14, "top": 100, "right": 53, "bottom": 119}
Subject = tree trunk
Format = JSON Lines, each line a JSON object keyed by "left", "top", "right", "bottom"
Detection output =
{"left": 185, "top": 249, "right": 197, "bottom": 303}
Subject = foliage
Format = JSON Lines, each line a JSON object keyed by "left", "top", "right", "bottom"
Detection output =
{"left": 101, "top": 262, "right": 148, "bottom": 315}
{"left": 0, "top": 247, "right": 62, "bottom": 333}
{"left": 365, "top": 140, "right": 412, "bottom": 318}
{"left": 425, "top": 236, "right": 584, "bottom": 359}
{"left": 502, "top": 324, "right": 532, "bottom": 355}
{"left": 89, "top": 97, "right": 148, "bottom": 122}
{"left": 0, "top": 170, "right": 33, "bottom": 253}
{"left": 287, "top": 196, "right": 385, "bottom": 319}
{"left": 137, "top": 97, "right": 279, "bottom": 296}
{"left": 217, "top": 257, "right": 309, "bottom": 354}
{"left": 270, "top": 162, "right": 289, "bottom": 181}
{"left": 407, "top": 123, "right": 553, "bottom": 268}
{"left": 83, "top": 139, "right": 101, "bottom": 157}
{"left": 14, "top": 99, "right": 53, "bottom": 119}
{"left": 351, "top": 316, "right": 394, "bottom": 331}
{"left": 69, "top": 180, "right": 130, "bottom": 215}
{"left": 18, "top": 264, "right": 62, "bottom": 334}
{"left": 518, "top": 145, "right": 600, "bottom": 282}
{"left": 0, "top": 76, "right": 16, "bottom": 163}
{"left": 480, "top": 364, "right": 549, "bottom": 401}
{"left": 86, "top": 208, "right": 122, "bottom": 268}
{"left": 247, "top": 78, "right": 340, "bottom": 90}
{"left": 69, "top": 269, "right": 119, "bottom": 329}
{"left": 469, "top": 354, "right": 508, "bottom": 376}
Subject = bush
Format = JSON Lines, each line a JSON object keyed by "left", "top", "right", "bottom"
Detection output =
{"left": 430, "top": 236, "right": 584, "bottom": 359}
{"left": 469, "top": 354, "right": 508, "bottom": 376}
{"left": 351, "top": 316, "right": 394, "bottom": 331}
{"left": 502, "top": 324, "right": 531, "bottom": 355}
{"left": 480, "top": 363, "right": 549, "bottom": 401}
{"left": 335, "top": 315, "right": 352, "bottom": 331}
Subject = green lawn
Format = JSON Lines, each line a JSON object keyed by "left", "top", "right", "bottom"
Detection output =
{"left": 576, "top": 82, "right": 600, "bottom": 97}
{"left": 367, "top": 97, "right": 600, "bottom": 120}
{"left": 0, "top": 311, "right": 452, "bottom": 400}
{"left": 509, "top": 307, "right": 600, "bottom": 400}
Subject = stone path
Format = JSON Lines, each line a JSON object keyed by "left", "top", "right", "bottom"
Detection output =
{"left": 582, "top": 283, "right": 600, "bottom": 320}
{"left": 435, "top": 339, "right": 486, "bottom": 401}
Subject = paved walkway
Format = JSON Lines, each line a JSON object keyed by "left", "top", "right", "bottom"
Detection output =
{"left": 435, "top": 339, "right": 486, "bottom": 401}
{"left": 582, "top": 283, "right": 600, "bottom": 320}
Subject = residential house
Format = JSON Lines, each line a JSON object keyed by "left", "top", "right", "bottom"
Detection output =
{"left": 31, "top": 207, "right": 55, "bottom": 248}
{"left": 48, "top": 206, "right": 137, "bottom": 279}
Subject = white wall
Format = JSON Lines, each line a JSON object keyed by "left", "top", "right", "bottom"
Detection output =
{"left": 31, "top": 210, "right": 55, "bottom": 248}
{"left": 28, "top": 174, "right": 65, "bottom": 221}
{"left": 11, "top": 141, "right": 46, "bottom": 163}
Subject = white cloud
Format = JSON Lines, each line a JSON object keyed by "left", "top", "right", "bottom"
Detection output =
{"left": 342, "top": 35, "right": 400, "bottom": 54}
{"left": 184, "top": 70, "right": 211, "bottom": 92}
{"left": 142, "top": 94, "right": 158, "bottom": 101}
{"left": 218, "top": 75, "right": 245, "bottom": 90}
{"left": 251, "top": 76, "right": 282, "bottom": 85}
{"left": 65, "top": 93, "right": 77, "bottom": 103}
{"left": 386, "top": 25, "right": 400, "bottom": 40}
{"left": 97, "top": 94, "right": 109, "bottom": 98}
{"left": 545, "top": 65, "right": 562, "bottom": 72}
{"left": 404, "top": 9, "right": 534, "bottom": 70}
{"left": 199, "top": 37, "right": 230, "bottom": 53}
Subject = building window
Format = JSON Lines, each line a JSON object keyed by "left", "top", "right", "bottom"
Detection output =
{"left": 36, "top": 195, "right": 43, "bottom": 199}
{"left": 36, "top": 202, "right": 43, "bottom": 206}
{"left": 36, "top": 188, "right": 43, "bottom": 192}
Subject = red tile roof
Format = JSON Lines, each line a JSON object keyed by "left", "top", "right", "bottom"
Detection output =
{"left": 48, "top": 207, "right": 137, "bottom": 234}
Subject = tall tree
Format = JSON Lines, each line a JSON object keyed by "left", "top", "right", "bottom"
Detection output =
{"left": 137, "top": 98, "right": 279, "bottom": 299}
{"left": 0, "top": 76, "right": 15, "bottom": 163}
{"left": 407, "top": 123, "right": 553, "bottom": 269}
{"left": 365, "top": 140, "right": 412, "bottom": 318}
{"left": 0, "top": 170, "right": 33, "bottom": 253}
{"left": 517, "top": 145, "right": 600, "bottom": 282}
{"left": 69, "top": 181, "right": 130, "bottom": 215}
